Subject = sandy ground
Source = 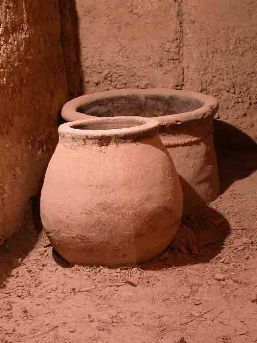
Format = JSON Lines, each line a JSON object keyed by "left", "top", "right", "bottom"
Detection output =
{"left": 0, "top": 144, "right": 257, "bottom": 343}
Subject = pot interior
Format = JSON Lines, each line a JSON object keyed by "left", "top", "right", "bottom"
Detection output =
{"left": 77, "top": 94, "right": 204, "bottom": 118}
{"left": 71, "top": 117, "right": 148, "bottom": 131}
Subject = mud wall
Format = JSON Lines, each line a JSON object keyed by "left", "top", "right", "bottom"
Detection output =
{"left": 183, "top": 0, "right": 257, "bottom": 141}
{"left": 0, "top": 0, "right": 68, "bottom": 238}
{"left": 73, "top": 0, "right": 257, "bottom": 141}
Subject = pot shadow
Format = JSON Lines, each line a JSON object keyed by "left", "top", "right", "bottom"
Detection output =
{"left": 214, "top": 119, "right": 257, "bottom": 193}
{"left": 0, "top": 197, "right": 41, "bottom": 287}
{"left": 140, "top": 179, "right": 231, "bottom": 271}
{"left": 52, "top": 248, "right": 71, "bottom": 268}
{"left": 136, "top": 134, "right": 229, "bottom": 270}
{"left": 141, "top": 120, "right": 257, "bottom": 270}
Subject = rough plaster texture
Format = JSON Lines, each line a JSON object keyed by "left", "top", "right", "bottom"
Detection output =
{"left": 76, "top": 0, "right": 184, "bottom": 92}
{"left": 74, "top": 0, "right": 257, "bottom": 140}
{"left": 0, "top": 0, "right": 68, "bottom": 237}
{"left": 183, "top": 0, "right": 257, "bottom": 140}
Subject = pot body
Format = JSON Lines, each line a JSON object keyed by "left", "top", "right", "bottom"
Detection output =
{"left": 161, "top": 118, "right": 220, "bottom": 215}
{"left": 40, "top": 118, "right": 182, "bottom": 265}
{"left": 61, "top": 89, "right": 220, "bottom": 215}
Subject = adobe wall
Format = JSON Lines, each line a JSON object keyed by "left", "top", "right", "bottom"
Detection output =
{"left": 0, "top": 0, "right": 68, "bottom": 238}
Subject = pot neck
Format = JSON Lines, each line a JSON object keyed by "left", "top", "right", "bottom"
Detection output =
{"left": 58, "top": 117, "right": 160, "bottom": 146}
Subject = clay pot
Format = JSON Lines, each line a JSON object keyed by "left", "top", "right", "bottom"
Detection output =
{"left": 62, "top": 88, "right": 220, "bottom": 215}
{"left": 40, "top": 116, "right": 183, "bottom": 266}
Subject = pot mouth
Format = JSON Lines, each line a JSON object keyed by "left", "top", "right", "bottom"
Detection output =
{"left": 59, "top": 116, "right": 160, "bottom": 141}
{"left": 61, "top": 88, "right": 219, "bottom": 126}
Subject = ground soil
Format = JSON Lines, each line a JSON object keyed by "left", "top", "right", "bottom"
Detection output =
{"left": 0, "top": 146, "right": 257, "bottom": 343}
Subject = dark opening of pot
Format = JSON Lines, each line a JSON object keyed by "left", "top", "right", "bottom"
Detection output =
{"left": 70, "top": 118, "right": 147, "bottom": 131}
{"left": 77, "top": 94, "right": 204, "bottom": 118}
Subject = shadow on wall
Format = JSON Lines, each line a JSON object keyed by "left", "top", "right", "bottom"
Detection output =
{"left": 214, "top": 119, "right": 257, "bottom": 193}
{"left": 58, "top": 0, "right": 83, "bottom": 99}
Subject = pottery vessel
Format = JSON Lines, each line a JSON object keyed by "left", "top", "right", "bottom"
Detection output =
{"left": 62, "top": 88, "right": 220, "bottom": 215}
{"left": 40, "top": 117, "right": 183, "bottom": 265}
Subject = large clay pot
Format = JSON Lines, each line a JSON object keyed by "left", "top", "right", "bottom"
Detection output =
{"left": 40, "top": 116, "right": 183, "bottom": 266}
{"left": 62, "top": 88, "right": 220, "bottom": 215}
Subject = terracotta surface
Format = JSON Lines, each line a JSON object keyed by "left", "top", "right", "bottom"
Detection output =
{"left": 183, "top": 0, "right": 257, "bottom": 141}
{"left": 72, "top": 0, "right": 257, "bottom": 141}
{"left": 40, "top": 117, "right": 183, "bottom": 265}
{"left": 0, "top": 1, "right": 68, "bottom": 238}
{"left": 74, "top": 0, "right": 184, "bottom": 92}
{"left": 62, "top": 89, "right": 220, "bottom": 215}
{"left": 1, "top": 147, "right": 257, "bottom": 342}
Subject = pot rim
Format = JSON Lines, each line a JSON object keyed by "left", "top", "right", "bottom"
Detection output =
{"left": 61, "top": 88, "right": 219, "bottom": 126}
{"left": 58, "top": 116, "right": 160, "bottom": 140}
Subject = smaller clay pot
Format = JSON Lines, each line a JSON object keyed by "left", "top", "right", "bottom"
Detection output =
{"left": 40, "top": 117, "right": 183, "bottom": 266}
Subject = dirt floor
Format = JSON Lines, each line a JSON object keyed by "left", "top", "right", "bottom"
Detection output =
{"left": 0, "top": 143, "right": 257, "bottom": 342}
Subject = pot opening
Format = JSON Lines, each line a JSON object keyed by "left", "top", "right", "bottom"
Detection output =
{"left": 60, "top": 116, "right": 159, "bottom": 141}
{"left": 77, "top": 94, "right": 204, "bottom": 118}
{"left": 70, "top": 117, "right": 153, "bottom": 131}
